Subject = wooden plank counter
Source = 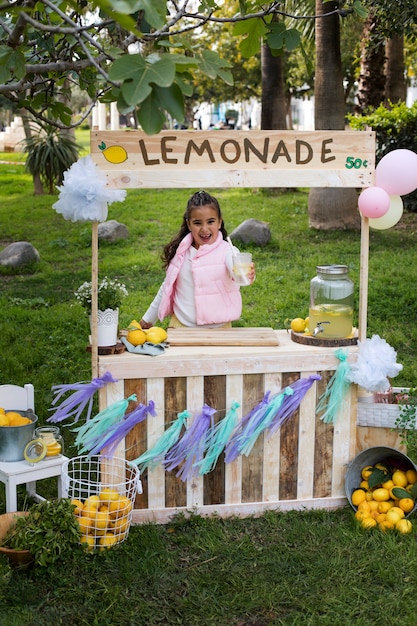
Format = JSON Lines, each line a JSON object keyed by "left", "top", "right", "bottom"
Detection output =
{"left": 98, "top": 329, "right": 359, "bottom": 523}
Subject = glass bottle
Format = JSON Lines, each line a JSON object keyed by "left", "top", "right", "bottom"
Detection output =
{"left": 309, "top": 265, "right": 354, "bottom": 339}
{"left": 34, "top": 425, "right": 64, "bottom": 457}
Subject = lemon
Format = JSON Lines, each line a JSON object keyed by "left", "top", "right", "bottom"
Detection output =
{"left": 372, "top": 488, "right": 390, "bottom": 502}
{"left": 0, "top": 414, "right": 9, "bottom": 426}
{"left": 406, "top": 469, "right": 417, "bottom": 484}
{"left": 144, "top": 326, "right": 167, "bottom": 344}
{"left": 392, "top": 470, "right": 408, "bottom": 488}
{"left": 78, "top": 516, "right": 93, "bottom": 535}
{"left": 126, "top": 328, "right": 147, "bottom": 346}
{"left": 360, "top": 517, "right": 377, "bottom": 530}
{"left": 386, "top": 509, "right": 404, "bottom": 525}
{"left": 361, "top": 465, "right": 373, "bottom": 480}
{"left": 290, "top": 318, "right": 306, "bottom": 333}
{"left": 377, "top": 501, "right": 393, "bottom": 514}
{"left": 99, "top": 487, "right": 120, "bottom": 504}
{"left": 94, "top": 510, "right": 111, "bottom": 531}
{"left": 100, "top": 144, "right": 128, "bottom": 164}
{"left": 396, "top": 518, "right": 413, "bottom": 534}
{"left": 99, "top": 533, "right": 118, "bottom": 550}
{"left": 399, "top": 498, "right": 415, "bottom": 513}
{"left": 46, "top": 441, "right": 62, "bottom": 456}
{"left": 84, "top": 495, "right": 101, "bottom": 509}
{"left": 80, "top": 534, "right": 95, "bottom": 551}
{"left": 71, "top": 499, "right": 84, "bottom": 516}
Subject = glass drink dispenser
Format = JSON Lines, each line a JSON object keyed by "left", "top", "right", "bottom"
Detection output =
{"left": 309, "top": 265, "right": 354, "bottom": 339}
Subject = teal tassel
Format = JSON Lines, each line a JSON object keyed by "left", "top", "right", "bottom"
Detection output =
{"left": 73, "top": 394, "right": 137, "bottom": 453}
{"left": 316, "top": 349, "right": 351, "bottom": 423}
{"left": 197, "top": 401, "right": 240, "bottom": 475}
{"left": 131, "top": 409, "right": 190, "bottom": 471}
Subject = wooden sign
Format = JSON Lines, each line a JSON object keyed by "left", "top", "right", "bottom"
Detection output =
{"left": 90, "top": 130, "right": 375, "bottom": 189}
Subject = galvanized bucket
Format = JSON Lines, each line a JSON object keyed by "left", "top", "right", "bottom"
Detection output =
{"left": 0, "top": 410, "right": 38, "bottom": 462}
{"left": 345, "top": 446, "right": 417, "bottom": 516}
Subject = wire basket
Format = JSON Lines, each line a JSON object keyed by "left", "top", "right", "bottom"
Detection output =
{"left": 62, "top": 455, "right": 142, "bottom": 551}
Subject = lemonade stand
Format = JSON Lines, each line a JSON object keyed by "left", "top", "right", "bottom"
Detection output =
{"left": 63, "top": 129, "right": 408, "bottom": 523}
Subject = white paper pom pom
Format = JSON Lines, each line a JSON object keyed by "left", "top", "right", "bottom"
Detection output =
{"left": 345, "top": 334, "right": 403, "bottom": 392}
{"left": 53, "top": 156, "right": 126, "bottom": 222}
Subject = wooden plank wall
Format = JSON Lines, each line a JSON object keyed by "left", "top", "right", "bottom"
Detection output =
{"left": 102, "top": 368, "right": 355, "bottom": 524}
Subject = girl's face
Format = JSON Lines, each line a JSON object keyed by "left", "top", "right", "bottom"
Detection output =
{"left": 187, "top": 205, "right": 222, "bottom": 248}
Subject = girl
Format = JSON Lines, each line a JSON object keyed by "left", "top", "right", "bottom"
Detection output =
{"left": 140, "top": 190, "right": 255, "bottom": 329}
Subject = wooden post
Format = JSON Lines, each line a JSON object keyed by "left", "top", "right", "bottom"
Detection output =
{"left": 91, "top": 221, "right": 99, "bottom": 379}
{"left": 358, "top": 214, "right": 369, "bottom": 342}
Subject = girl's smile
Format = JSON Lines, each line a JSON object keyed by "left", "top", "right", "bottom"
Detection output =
{"left": 187, "top": 206, "right": 222, "bottom": 248}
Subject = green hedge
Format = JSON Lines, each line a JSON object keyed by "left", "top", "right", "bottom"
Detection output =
{"left": 348, "top": 101, "right": 417, "bottom": 211}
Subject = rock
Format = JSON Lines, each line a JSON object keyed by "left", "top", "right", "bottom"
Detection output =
{"left": 229, "top": 218, "right": 271, "bottom": 246}
{"left": 98, "top": 220, "right": 129, "bottom": 243}
{"left": 0, "top": 241, "right": 40, "bottom": 268}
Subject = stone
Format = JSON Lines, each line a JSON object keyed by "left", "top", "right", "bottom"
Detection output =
{"left": 229, "top": 218, "right": 271, "bottom": 246}
{"left": 98, "top": 220, "right": 129, "bottom": 243}
{"left": 0, "top": 241, "right": 40, "bottom": 268}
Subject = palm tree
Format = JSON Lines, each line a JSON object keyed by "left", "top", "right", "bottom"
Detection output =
{"left": 308, "top": 0, "right": 359, "bottom": 229}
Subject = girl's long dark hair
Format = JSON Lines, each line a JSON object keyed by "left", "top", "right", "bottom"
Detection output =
{"left": 161, "top": 191, "right": 228, "bottom": 269}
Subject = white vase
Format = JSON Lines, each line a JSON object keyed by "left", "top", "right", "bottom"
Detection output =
{"left": 90, "top": 308, "right": 119, "bottom": 347}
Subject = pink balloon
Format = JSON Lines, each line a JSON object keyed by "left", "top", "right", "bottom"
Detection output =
{"left": 369, "top": 195, "right": 403, "bottom": 230}
{"left": 375, "top": 149, "right": 417, "bottom": 196}
{"left": 358, "top": 186, "right": 390, "bottom": 219}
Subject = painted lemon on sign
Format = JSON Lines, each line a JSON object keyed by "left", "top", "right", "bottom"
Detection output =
{"left": 99, "top": 142, "right": 128, "bottom": 164}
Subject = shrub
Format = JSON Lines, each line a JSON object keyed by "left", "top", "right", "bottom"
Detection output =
{"left": 348, "top": 101, "right": 417, "bottom": 211}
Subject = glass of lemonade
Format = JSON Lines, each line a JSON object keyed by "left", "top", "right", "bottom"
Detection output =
{"left": 232, "top": 252, "right": 252, "bottom": 286}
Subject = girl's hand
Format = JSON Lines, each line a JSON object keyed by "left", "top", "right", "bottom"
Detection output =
{"left": 140, "top": 319, "right": 153, "bottom": 329}
{"left": 249, "top": 262, "right": 256, "bottom": 284}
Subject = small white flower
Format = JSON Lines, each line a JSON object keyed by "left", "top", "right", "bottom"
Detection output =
{"left": 75, "top": 276, "right": 128, "bottom": 313}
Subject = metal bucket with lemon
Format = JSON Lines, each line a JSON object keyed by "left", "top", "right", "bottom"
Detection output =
{"left": 0, "top": 409, "right": 38, "bottom": 462}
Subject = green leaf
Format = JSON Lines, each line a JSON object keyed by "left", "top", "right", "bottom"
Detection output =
{"left": 368, "top": 468, "right": 389, "bottom": 489}
{"left": 267, "top": 23, "right": 301, "bottom": 53}
{"left": 137, "top": 93, "right": 167, "bottom": 135}
{"left": 353, "top": 0, "right": 368, "bottom": 19}
{"left": 233, "top": 17, "right": 268, "bottom": 58}
{"left": 153, "top": 84, "right": 184, "bottom": 122}
{"left": 198, "top": 50, "right": 233, "bottom": 85}
{"left": 412, "top": 482, "right": 417, "bottom": 500}
{"left": 105, "top": 0, "right": 167, "bottom": 29}
{"left": 109, "top": 54, "right": 176, "bottom": 106}
{"left": 392, "top": 487, "right": 413, "bottom": 501}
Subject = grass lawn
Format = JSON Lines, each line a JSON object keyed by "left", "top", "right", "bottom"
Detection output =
{"left": 1, "top": 146, "right": 417, "bottom": 624}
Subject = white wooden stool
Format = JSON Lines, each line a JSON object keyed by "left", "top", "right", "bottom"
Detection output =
{"left": 0, "top": 455, "right": 69, "bottom": 513}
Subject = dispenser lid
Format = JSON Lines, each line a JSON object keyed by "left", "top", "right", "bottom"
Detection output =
{"left": 316, "top": 265, "right": 349, "bottom": 275}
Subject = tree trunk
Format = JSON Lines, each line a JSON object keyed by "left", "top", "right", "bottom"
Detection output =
{"left": 385, "top": 35, "right": 406, "bottom": 105}
{"left": 356, "top": 12, "right": 386, "bottom": 112}
{"left": 308, "top": 0, "right": 359, "bottom": 230}
{"left": 261, "top": 43, "right": 287, "bottom": 130}
{"left": 20, "top": 108, "right": 44, "bottom": 195}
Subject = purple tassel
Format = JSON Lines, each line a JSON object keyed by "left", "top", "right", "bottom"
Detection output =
{"left": 47, "top": 371, "right": 118, "bottom": 424}
{"left": 164, "top": 404, "right": 216, "bottom": 481}
{"left": 88, "top": 400, "right": 156, "bottom": 457}
{"left": 267, "top": 375, "right": 321, "bottom": 435}
{"left": 224, "top": 392, "right": 271, "bottom": 464}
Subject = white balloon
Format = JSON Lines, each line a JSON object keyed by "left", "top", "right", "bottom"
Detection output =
{"left": 368, "top": 195, "right": 403, "bottom": 230}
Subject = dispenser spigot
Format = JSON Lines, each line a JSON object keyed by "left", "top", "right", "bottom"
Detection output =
{"left": 313, "top": 321, "right": 330, "bottom": 337}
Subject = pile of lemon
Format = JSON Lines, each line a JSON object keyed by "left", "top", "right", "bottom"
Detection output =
{"left": 0, "top": 408, "right": 32, "bottom": 427}
{"left": 125, "top": 320, "right": 167, "bottom": 346}
{"left": 351, "top": 463, "right": 417, "bottom": 534}
{"left": 71, "top": 487, "right": 133, "bottom": 551}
